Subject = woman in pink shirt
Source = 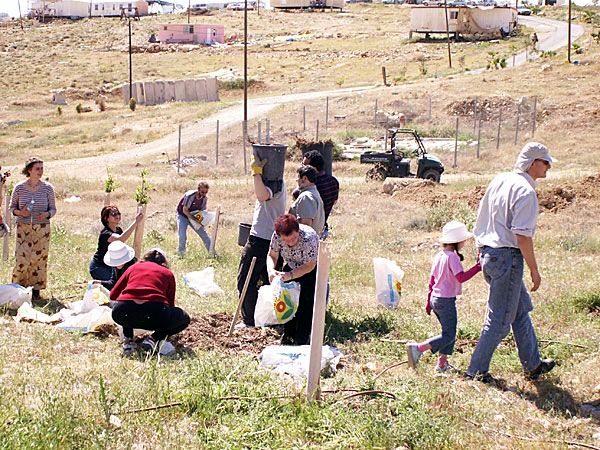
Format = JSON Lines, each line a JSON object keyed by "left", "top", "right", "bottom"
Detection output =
{"left": 406, "top": 221, "right": 481, "bottom": 372}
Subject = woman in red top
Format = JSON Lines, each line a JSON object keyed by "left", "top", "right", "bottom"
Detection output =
{"left": 110, "top": 248, "right": 190, "bottom": 356}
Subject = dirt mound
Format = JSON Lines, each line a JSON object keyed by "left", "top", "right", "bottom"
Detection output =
{"left": 446, "top": 96, "right": 534, "bottom": 122}
{"left": 172, "top": 313, "right": 280, "bottom": 355}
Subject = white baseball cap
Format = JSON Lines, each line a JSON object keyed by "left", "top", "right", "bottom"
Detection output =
{"left": 515, "top": 142, "right": 556, "bottom": 172}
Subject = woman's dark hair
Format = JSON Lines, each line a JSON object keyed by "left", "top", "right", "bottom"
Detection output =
{"left": 143, "top": 248, "right": 169, "bottom": 268}
{"left": 274, "top": 213, "right": 300, "bottom": 236}
{"left": 22, "top": 156, "right": 43, "bottom": 177}
{"left": 100, "top": 205, "right": 120, "bottom": 227}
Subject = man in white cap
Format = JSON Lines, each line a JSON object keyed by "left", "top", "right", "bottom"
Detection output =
{"left": 466, "top": 142, "right": 556, "bottom": 382}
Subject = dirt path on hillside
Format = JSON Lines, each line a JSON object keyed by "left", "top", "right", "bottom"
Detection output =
{"left": 34, "top": 16, "right": 577, "bottom": 181}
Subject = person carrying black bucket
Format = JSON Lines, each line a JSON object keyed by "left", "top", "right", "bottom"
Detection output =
{"left": 236, "top": 156, "right": 286, "bottom": 328}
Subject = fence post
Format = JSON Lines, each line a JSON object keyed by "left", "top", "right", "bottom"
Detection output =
{"left": 303, "top": 106, "right": 306, "bottom": 132}
{"left": 374, "top": 99, "right": 378, "bottom": 124}
{"left": 266, "top": 119, "right": 271, "bottom": 144}
{"left": 325, "top": 96, "right": 329, "bottom": 130}
{"left": 315, "top": 120, "right": 319, "bottom": 141}
{"left": 177, "top": 124, "right": 182, "bottom": 174}
{"left": 257, "top": 120, "right": 262, "bottom": 144}
{"left": 428, "top": 96, "right": 432, "bottom": 122}
{"left": 243, "top": 120, "right": 248, "bottom": 175}
{"left": 453, "top": 117, "right": 459, "bottom": 168}
{"left": 215, "top": 120, "right": 220, "bottom": 165}
{"left": 473, "top": 96, "right": 479, "bottom": 133}
{"left": 514, "top": 102, "right": 521, "bottom": 145}
{"left": 476, "top": 118, "right": 482, "bottom": 159}
{"left": 381, "top": 66, "right": 388, "bottom": 86}
{"left": 531, "top": 96, "right": 537, "bottom": 137}
{"left": 384, "top": 128, "right": 388, "bottom": 152}
{"left": 496, "top": 108, "right": 502, "bottom": 151}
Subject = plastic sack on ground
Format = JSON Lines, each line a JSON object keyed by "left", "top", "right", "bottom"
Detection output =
{"left": 259, "top": 345, "right": 342, "bottom": 378}
{"left": 56, "top": 305, "right": 114, "bottom": 333}
{"left": 15, "top": 302, "right": 62, "bottom": 323}
{"left": 373, "top": 257, "right": 404, "bottom": 308}
{"left": 189, "top": 210, "right": 216, "bottom": 230}
{"left": 69, "top": 284, "right": 110, "bottom": 315}
{"left": 183, "top": 267, "right": 224, "bottom": 296}
{"left": 254, "top": 277, "right": 300, "bottom": 327}
{"left": 0, "top": 283, "right": 31, "bottom": 310}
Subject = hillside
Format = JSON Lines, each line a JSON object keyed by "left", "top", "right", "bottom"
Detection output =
{"left": 1, "top": 4, "right": 600, "bottom": 449}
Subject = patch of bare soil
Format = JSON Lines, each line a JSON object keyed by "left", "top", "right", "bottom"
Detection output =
{"left": 388, "top": 173, "right": 600, "bottom": 213}
{"left": 446, "top": 95, "right": 535, "bottom": 121}
{"left": 172, "top": 312, "right": 281, "bottom": 355}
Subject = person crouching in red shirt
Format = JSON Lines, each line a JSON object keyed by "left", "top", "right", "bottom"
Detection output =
{"left": 110, "top": 248, "right": 190, "bottom": 357}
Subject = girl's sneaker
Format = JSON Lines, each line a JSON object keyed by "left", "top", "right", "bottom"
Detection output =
{"left": 435, "top": 361, "right": 455, "bottom": 373}
{"left": 141, "top": 336, "right": 157, "bottom": 352}
{"left": 122, "top": 338, "right": 135, "bottom": 357}
{"left": 406, "top": 343, "right": 422, "bottom": 369}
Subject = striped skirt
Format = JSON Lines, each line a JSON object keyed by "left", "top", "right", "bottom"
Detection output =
{"left": 12, "top": 223, "right": 51, "bottom": 290}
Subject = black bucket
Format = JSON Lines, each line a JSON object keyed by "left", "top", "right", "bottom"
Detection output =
{"left": 252, "top": 143, "right": 287, "bottom": 181}
{"left": 238, "top": 222, "right": 251, "bottom": 246}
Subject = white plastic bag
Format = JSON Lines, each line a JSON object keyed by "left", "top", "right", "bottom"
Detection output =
{"left": 69, "top": 284, "right": 110, "bottom": 315}
{"left": 0, "top": 283, "right": 31, "bottom": 310}
{"left": 183, "top": 268, "right": 224, "bottom": 296}
{"left": 56, "top": 305, "right": 115, "bottom": 333}
{"left": 189, "top": 210, "right": 216, "bottom": 229}
{"left": 254, "top": 276, "right": 300, "bottom": 327}
{"left": 372, "top": 257, "right": 404, "bottom": 308}
{"left": 259, "top": 344, "right": 342, "bottom": 378}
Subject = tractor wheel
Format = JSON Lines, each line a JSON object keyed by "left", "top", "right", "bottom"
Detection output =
{"left": 366, "top": 164, "right": 387, "bottom": 182}
{"left": 421, "top": 169, "right": 441, "bottom": 183}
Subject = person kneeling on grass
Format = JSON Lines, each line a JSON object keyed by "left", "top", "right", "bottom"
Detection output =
{"left": 406, "top": 221, "right": 481, "bottom": 372}
{"left": 110, "top": 248, "right": 190, "bottom": 357}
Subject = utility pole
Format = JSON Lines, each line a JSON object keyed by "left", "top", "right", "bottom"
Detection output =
{"left": 243, "top": 0, "right": 248, "bottom": 173}
{"left": 128, "top": 19, "right": 133, "bottom": 101}
{"left": 567, "top": 0, "right": 572, "bottom": 63}
{"left": 443, "top": 0, "right": 452, "bottom": 68}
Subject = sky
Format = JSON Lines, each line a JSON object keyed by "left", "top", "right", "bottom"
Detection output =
{"left": 0, "top": 0, "right": 29, "bottom": 18}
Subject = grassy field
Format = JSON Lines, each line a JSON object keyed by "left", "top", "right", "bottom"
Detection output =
{"left": 2, "top": 3, "right": 600, "bottom": 449}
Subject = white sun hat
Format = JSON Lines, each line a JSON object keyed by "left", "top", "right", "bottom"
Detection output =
{"left": 515, "top": 142, "right": 556, "bottom": 172}
{"left": 104, "top": 241, "right": 135, "bottom": 267}
{"left": 439, "top": 220, "right": 473, "bottom": 244}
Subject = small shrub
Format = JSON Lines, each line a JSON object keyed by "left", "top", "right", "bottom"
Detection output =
{"left": 57, "top": 106, "right": 62, "bottom": 116}
{"left": 128, "top": 98, "right": 136, "bottom": 112}
{"left": 335, "top": 78, "right": 345, "bottom": 87}
{"left": 75, "top": 103, "right": 83, "bottom": 114}
{"left": 572, "top": 291, "right": 600, "bottom": 313}
{"left": 486, "top": 52, "right": 507, "bottom": 70}
{"left": 426, "top": 200, "right": 476, "bottom": 230}
{"left": 134, "top": 169, "right": 151, "bottom": 204}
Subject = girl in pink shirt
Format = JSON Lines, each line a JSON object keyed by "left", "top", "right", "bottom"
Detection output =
{"left": 406, "top": 221, "right": 481, "bottom": 372}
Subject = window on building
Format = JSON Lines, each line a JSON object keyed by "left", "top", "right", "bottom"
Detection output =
{"left": 450, "top": 11, "right": 458, "bottom": 19}
{"left": 184, "top": 25, "right": 194, "bottom": 34}
{"left": 94, "top": 4, "right": 99, "bottom": 10}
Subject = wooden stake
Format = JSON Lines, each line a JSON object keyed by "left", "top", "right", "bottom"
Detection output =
{"left": 228, "top": 256, "right": 256, "bottom": 336}
{"left": 132, "top": 204, "right": 147, "bottom": 259}
{"left": 208, "top": 205, "right": 221, "bottom": 258}
{"left": 2, "top": 192, "right": 9, "bottom": 261}
{"left": 306, "top": 241, "right": 331, "bottom": 402}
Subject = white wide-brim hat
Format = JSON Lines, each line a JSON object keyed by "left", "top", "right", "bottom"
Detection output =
{"left": 439, "top": 220, "right": 473, "bottom": 244}
{"left": 104, "top": 241, "right": 135, "bottom": 267}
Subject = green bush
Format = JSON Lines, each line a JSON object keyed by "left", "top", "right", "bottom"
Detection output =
{"left": 426, "top": 200, "right": 477, "bottom": 230}
{"left": 572, "top": 291, "right": 600, "bottom": 313}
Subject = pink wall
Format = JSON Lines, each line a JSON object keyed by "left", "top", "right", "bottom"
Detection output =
{"left": 158, "top": 24, "right": 225, "bottom": 44}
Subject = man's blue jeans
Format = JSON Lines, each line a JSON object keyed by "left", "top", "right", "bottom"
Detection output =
{"left": 467, "top": 246, "right": 541, "bottom": 376}
{"left": 427, "top": 296, "right": 457, "bottom": 356}
{"left": 177, "top": 214, "right": 211, "bottom": 254}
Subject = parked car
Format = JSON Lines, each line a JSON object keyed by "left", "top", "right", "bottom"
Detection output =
{"left": 517, "top": 4, "right": 532, "bottom": 14}
{"left": 383, "top": 0, "right": 404, "bottom": 4}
